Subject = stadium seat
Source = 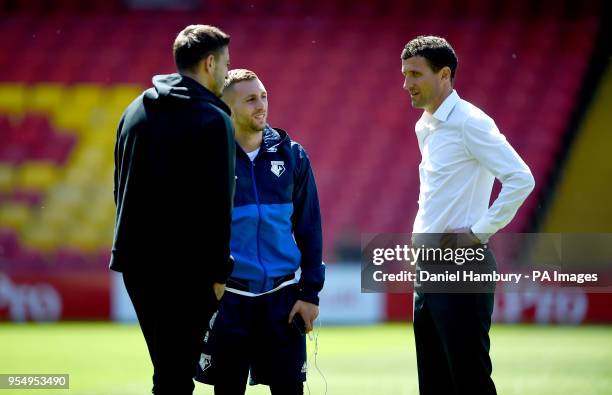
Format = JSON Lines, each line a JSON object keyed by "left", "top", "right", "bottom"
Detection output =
{"left": 15, "top": 161, "right": 58, "bottom": 190}
{"left": 0, "top": 1, "right": 602, "bottom": 262}
{"left": 0, "top": 84, "right": 27, "bottom": 114}
{"left": 20, "top": 222, "right": 61, "bottom": 253}
{"left": 29, "top": 84, "right": 66, "bottom": 113}
{"left": 0, "top": 202, "right": 32, "bottom": 233}
{"left": 0, "top": 164, "right": 15, "bottom": 193}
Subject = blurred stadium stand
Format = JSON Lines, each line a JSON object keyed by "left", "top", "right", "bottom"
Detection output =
{"left": 0, "top": 0, "right": 606, "bottom": 270}
{"left": 542, "top": 63, "right": 612, "bottom": 232}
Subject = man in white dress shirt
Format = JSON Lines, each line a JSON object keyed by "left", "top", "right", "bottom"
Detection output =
{"left": 401, "top": 36, "right": 535, "bottom": 395}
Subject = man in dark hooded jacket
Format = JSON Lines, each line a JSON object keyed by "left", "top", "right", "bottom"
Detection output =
{"left": 111, "top": 24, "right": 235, "bottom": 395}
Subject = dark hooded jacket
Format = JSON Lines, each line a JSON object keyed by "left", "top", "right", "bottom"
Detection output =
{"left": 110, "top": 73, "right": 235, "bottom": 283}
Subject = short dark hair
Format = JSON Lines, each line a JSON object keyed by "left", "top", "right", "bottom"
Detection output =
{"left": 173, "top": 25, "right": 230, "bottom": 72}
{"left": 224, "top": 69, "right": 259, "bottom": 91}
{"left": 401, "top": 36, "right": 458, "bottom": 81}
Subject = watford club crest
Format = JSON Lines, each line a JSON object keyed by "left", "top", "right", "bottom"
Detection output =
{"left": 199, "top": 353, "right": 212, "bottom": 371}
{"left": 270, "top": 161, "right": 285, "bottom": 177}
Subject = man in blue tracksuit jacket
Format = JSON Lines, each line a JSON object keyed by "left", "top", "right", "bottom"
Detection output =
{"left": 195, "top": 69, "right": 325, "bottom": 395}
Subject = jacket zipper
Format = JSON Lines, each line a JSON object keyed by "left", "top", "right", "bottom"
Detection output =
{"left": 249, "top": 160, "right": 268, "bottom": 293}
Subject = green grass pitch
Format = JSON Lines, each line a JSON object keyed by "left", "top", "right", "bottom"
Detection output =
{"left": 0, "top": 323, "right": 611, "bottom": 394}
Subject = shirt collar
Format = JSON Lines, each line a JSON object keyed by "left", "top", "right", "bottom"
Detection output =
{"left": 431, "top": 89, "right": 460, "bottom": 122}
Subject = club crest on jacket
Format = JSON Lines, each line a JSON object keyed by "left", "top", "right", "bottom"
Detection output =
{"left": 271, "top": 161, "right": 285, "bottom": 177}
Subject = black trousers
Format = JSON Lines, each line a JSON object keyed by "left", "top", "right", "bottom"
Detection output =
{"left": 413, "top": 249, "right": 497, "bottom": 395}
{"left": 123, "top": 269, "right": 218, "bottom": 395}
{"left": 214, "top": 381, "right": 303, "bottom": 395}
{"left": 195, "top": 285, "right": 306, "bottom": 395}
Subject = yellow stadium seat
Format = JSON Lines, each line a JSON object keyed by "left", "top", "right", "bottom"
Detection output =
{"left": 52, "top": 105, "right": 92, "bottom": 132}
{"left": 64, "top": 224, "right": 101, "bottom": 252}
{"left": 37, "top": 202, "right": 77, "bottom": 229}
{"left": 81, "top": 125, "right": 116, "bottom": 147}
{"left": 88, "top": 165, "right": 113, "bottom": 186}
{"left": 105, "top": 85, "right": 142, "bottom": 110}
{"left": 0, "top": 202, "right": 32, "bottom": 232}
{"left": 88, "top": 110, "right": 118, "bottom": 137}
{"left": 0, "top": 83, "right": 26, "bottom": 114}
{"left": 21, "top": 223, "right": 61, "bottom": 252}
{"left": 106, "top": 104, "right": 128, "bottom": 122}
{"left": 15, "top": 161, "right": 58, "bottom": 190}
{"left": 543, "top": 65, "right": 612, "bottom": 231}
{"left": 96, "top": 224, "right": 114, "bottom": 249}
{"left": 62, "top": 164, "right": 94, "bottom": 185}
{"left": 0, "top": 164, "right": 15, "bottom": 192}
{"left": 71, "top": 144, "right": 105, "bottom": 167}
{"left": 51, "top": 85, "right": 106, "bottom": 132}
{"left": 29, "top": 84, "right": 65, "bottom": 113}
{"left": 86, "top": 197, "right": 114, "bottom": 225}
{"left": 71, "top": 159, "right": 104, "bottom": 179}
{"left": 100, "top": 161, "right": 114, "bottom": 180}
{"left": 69, "top": 84, "right": 103, "bottom": 107}
{"left": 45, "top": 183, "right": 86, "bottom": 213}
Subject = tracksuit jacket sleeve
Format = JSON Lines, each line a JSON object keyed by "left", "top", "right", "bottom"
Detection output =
{"left": 291, "top": 145, "right": 325, "bottom": 305}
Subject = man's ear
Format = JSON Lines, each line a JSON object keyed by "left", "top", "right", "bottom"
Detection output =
{"left": 203, "top": 53, "right": 216, "bottom": 74}
{"left": 440, "top": 66, "right": 451, "bottom": 82}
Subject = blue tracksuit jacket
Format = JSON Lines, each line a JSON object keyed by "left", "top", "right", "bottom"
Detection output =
{"left": 229, "top": 126, "right": 325, "bottom": 305}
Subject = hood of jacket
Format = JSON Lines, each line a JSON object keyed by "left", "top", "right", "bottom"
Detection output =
{"left": 259, "top": 125, "right": 290, "bottom": 152}
{"left": 237, "top": 125, "right": 291, "bottom": 157}
{"left": 145, "top": 73, "right": 232, "bottom": 115}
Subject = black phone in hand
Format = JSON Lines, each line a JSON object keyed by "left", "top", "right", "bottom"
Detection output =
{"left": 292, "top": 314, "right": 306, "bottom": 335}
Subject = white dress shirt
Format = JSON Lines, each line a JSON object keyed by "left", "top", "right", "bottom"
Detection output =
{"left": 412, "top": 90, "right": 535, "bottom": 240}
